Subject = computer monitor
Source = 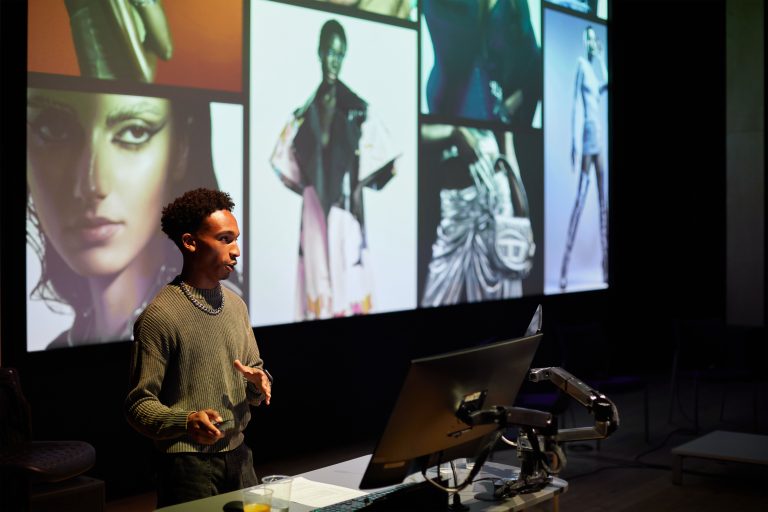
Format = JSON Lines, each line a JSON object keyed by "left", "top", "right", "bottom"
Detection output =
{"left": 359, "top": 309, "right": 543, "bottom": 489}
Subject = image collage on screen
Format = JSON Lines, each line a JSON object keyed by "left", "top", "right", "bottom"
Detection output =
{"left": 26, "top": 0, "right": 609, "bottom": 350}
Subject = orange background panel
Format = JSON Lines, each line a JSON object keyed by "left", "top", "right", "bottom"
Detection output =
{"left": 28, "top": 0, "right": 243, "bottom": 93}
{"left": 28, "top": 0, "right": 80, "bottom": 76}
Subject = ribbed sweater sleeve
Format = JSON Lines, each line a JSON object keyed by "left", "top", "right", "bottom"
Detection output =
{"left": 124, "top": 281, "right": 264, "bottom": 454}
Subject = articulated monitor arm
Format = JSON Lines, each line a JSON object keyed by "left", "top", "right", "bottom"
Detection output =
{"left": 457, "top": 367, "right": 619, "bottom": 442}
{"left": 456, "top": 367, "right": 620, "bottom": 501}
{"left": 458, "top": 404, "right": 554, "bottom": 431}
{"left": 528, "top": 366, "right": 620, "bottom": 442}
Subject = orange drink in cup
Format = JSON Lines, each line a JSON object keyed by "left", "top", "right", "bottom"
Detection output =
{"left": 243, "top": 486, "right": 272, "bottom": 512}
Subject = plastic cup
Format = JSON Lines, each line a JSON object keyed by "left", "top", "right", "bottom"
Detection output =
{"left": 242, "top": 486, "right": 272, "bottom": 512}
{"left": 261, "top": 474, "right": 293, "bottom": 512}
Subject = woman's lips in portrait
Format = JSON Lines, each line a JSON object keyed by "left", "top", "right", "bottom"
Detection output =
{"left": 67, "top": 216, "right": 124, "bottom": 246}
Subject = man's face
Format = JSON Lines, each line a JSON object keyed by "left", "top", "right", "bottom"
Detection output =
{"left": 320, "top": 34, "right": 346, "bottom": 85}
{"left": 189, "top": 209, "right": 240, "bottom": 288}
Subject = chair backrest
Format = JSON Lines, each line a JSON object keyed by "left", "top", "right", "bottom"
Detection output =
{"left": 0, "top": 368, "right": 33, "bottom": 450}
{"left": 555, "top": 320, "right": 611, "bottom": 377}
{"left": 673, "top": 318, "right": 762, "bottom": 380}
{"left": 672, "top": 317, "right": 728, "bottom": 370}
{"left": 514, "top": 322, "right": 571, "bottom": 415}
{"left": 555, "top": 320, "right": 648, "bottom": 395}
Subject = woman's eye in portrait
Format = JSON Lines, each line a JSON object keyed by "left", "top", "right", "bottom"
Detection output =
{"left": 28, "top": 107, "right": 79, "bottom": 146}
{"left": 112, "top": 120, "right": 166, "bottom": 149}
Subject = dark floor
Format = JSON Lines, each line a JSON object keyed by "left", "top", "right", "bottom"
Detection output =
{"left": 107, "top": 373, "right": 768, "bottom": 512}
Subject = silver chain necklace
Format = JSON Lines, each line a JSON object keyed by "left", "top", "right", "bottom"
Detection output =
{"left": 179, "top": 280, "right": 224, "bottom": 315}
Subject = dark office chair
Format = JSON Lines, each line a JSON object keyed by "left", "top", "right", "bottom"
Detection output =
{"left": 513, "top": 327, "right": 574, "bottom": 431}
{"left": 668, "top": 318, "right": 763, "bottom": 433}
{"left": 0, "top": 367, "right": 98, "bottom": 511}
{"left": 555, "top": 321, "right": 650, "bottom": 445}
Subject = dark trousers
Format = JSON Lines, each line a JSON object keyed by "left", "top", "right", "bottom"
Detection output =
{"left": 155, "top": 442, "right": 258, "bottom": 507}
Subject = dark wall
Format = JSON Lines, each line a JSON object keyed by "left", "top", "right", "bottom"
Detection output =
{"left": 609, "top": 0, "right": 727, "bottom": 351}
{"left": 1, "top": 0, "right": 727, "bottom": 501}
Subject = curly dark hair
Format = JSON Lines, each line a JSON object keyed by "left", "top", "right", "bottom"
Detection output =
{"left": 161, "top": 188, "right": 235, "bottom": 248}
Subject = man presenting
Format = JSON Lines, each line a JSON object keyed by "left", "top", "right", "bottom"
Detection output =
{"left": 125, "top": 188, "right": 271, "bottom": 507}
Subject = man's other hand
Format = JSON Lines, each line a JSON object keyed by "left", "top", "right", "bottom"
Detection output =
{"left": 234, "top": 360, "right": 272, "bottom": 405}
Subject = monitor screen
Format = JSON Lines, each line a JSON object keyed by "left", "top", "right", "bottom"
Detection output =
{"left": 359, "top": 330, "right": 542, "bottom": 489}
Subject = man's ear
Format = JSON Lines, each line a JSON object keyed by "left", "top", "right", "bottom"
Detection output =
{"left": 181, "top": 233, "right": 196, "bottom": 253}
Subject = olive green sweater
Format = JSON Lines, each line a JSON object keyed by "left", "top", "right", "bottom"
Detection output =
{"left": 125, "top": 277, "right": 265, "bottom": 454}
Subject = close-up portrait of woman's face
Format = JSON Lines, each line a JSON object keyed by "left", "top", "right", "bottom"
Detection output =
{"left": 27, "top": 89, "right": 176, "bottom": 279}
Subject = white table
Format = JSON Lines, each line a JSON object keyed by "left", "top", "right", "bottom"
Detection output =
{"left": 671, "top": 430, "right": 768, "bottom": 484}
{"left": 156, "top": 454, "right": 568, "bottom": 511}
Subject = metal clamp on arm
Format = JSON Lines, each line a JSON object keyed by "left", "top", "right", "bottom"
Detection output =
{"left": 457, "top": 404, "right": 554, "bottom": 430}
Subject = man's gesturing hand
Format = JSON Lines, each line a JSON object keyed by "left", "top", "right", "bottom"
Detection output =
{"left": 234, "top": 359, "right": 272, "bottom": 405}
{"left": 187, "top": 409, "right": 225, "bottom": 445}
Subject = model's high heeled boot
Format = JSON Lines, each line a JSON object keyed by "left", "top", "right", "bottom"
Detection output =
{"left": 559, "top": 171, "right": 590, "bottom": 290}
